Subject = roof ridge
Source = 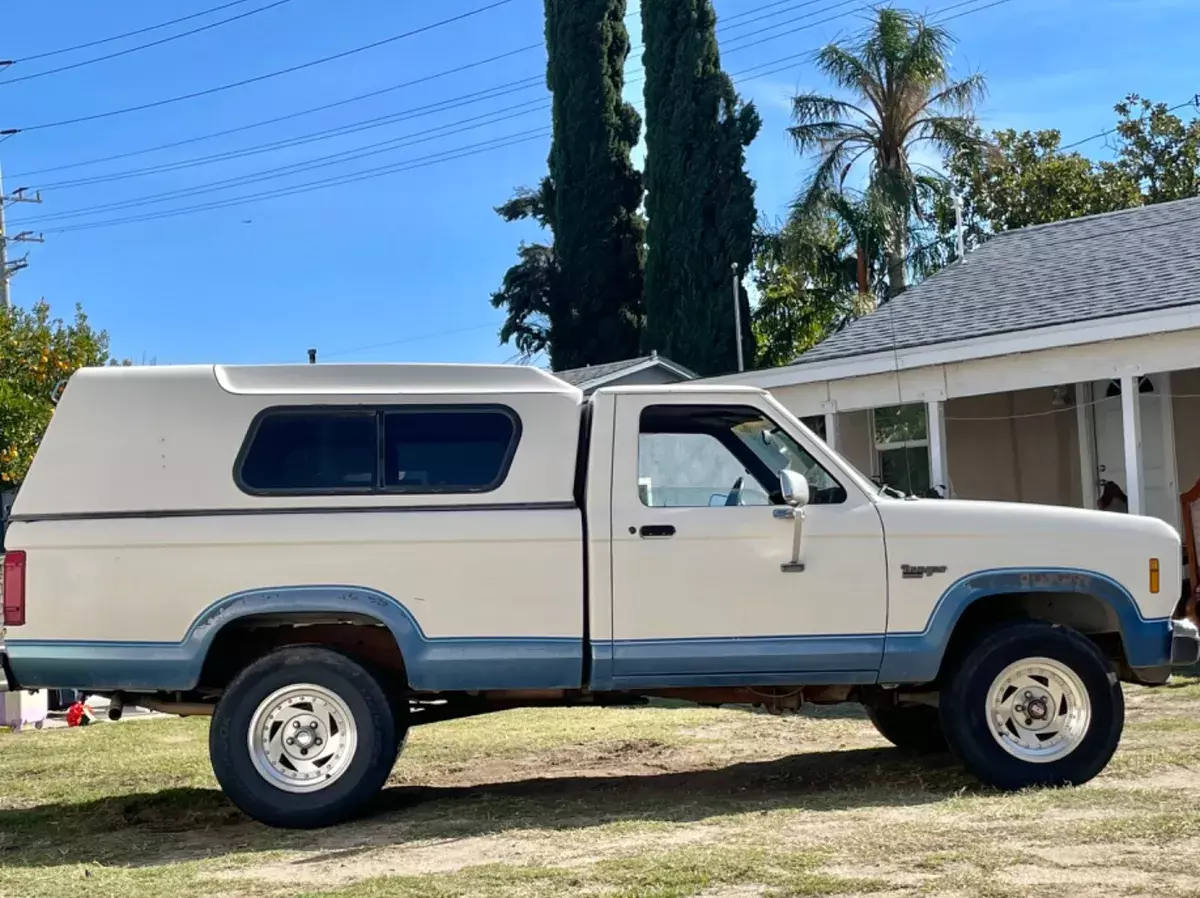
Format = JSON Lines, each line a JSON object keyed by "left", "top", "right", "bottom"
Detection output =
{"left": 991, "top": 193, "right": 1200, "bottom": 240}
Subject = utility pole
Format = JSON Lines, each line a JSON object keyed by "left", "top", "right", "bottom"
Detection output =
{"left": 0, "top": 163, "right": 45, "bottom": 312}
{"left": 731, "top": 261, "right": 744, "bottom": 373}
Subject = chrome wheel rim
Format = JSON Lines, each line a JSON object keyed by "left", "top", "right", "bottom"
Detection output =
{"left": 248, "top": 684, "right": 358, "bottom": 793}
{"left": 986, "top": 656, "right": 1091, "bottom": 764}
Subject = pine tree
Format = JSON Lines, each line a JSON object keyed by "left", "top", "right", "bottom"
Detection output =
{"left": 641, "top": 0, "right": 760, "bottom": 375}
{"left": 544, "top": 0, "right": 645, "bottom": 368}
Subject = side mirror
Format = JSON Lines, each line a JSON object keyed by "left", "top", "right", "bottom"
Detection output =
{"left": 779, "top": 469, "right": 810, "bottom": 508}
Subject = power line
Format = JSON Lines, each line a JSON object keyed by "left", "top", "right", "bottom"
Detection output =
{"left": 721, "top": 0, "right": 862, "bottom": 52}
{"left": 1058, "top": 94, "right": 1200, "bottom": 151}
{"left": 5, "top": 0, "right": 845, "bottom": 167}
{"left": 720, "top": 0, "right": 851, "bottom": 34}
{"left": 23, "top": 0, "right": 871, "bottom": 194}
{"left": 24, "top": 0, "right": 1016, "bottom": 234}
{"left": 938, "top": 0, "right": 1014, "bottom": 21}
{"left": 17, "top": 100, "right": 551, "bottom": 224}
{"left": 33, "top": 80, "right": 547, "bottom": 191}
{"left": 14, "top": 0, "right": 273, "bottom": 63}
{"left": 39, "top": 129, "right": 552, "bottom": 234}
{"left": 5, "top": 47, "right": 544, "bottom": 181}
{"left": 0, "top": 0, "right": 298, "bottom": 87}
{"left": 5, "top": 0, "right": 523, "bottom": 133}
{"left": 722, "top": 0, "right": 805, "bottom": 24}
{"left": 21, "top": 11, "right": 857, "bottom": 224}
{"left": 322, "top": 323, "right": 498, "bottom": 360}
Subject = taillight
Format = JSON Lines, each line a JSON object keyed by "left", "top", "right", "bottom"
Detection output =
{"left": 3, "top": 551, "right": 26, "bottom": 626}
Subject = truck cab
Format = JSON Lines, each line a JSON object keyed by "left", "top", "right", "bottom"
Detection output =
{"left": 586, "top": 387, "right": 889, "bottom": 689}
{"left": 1, "top": 364, "right": 1196, "bottom": 828}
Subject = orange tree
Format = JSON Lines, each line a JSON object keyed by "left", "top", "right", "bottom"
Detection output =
{"left": 0, "top": 300, "right": 114, "bottom": 486}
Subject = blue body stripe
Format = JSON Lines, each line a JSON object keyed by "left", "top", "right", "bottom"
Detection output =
{"left": 4, "top": 586, "right": 583, "bottom": 692}
{"left": 604, "top": 634, "right": 883, "bottom": 690}
{"left": 4, "top": 568, "right": 1174, "bottom": 692}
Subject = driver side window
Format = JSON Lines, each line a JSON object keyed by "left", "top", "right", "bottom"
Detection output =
{"left": 637, "top": 404, "right": 845, "bottom": 508}
{"left": 638, "top": 432, "right": 769, "bottom": 508}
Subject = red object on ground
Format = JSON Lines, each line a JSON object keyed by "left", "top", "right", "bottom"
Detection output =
{"left": 65, "top": 702, "right": 94, "bottom": 727}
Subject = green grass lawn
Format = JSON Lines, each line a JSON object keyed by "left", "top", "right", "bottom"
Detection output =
{"left": 2, "top": 680, "right": 1199, "bottom": 898}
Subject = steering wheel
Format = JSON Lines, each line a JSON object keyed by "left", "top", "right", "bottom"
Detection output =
{"left": 724, "top": 476, "right": 745, "bottom": 507}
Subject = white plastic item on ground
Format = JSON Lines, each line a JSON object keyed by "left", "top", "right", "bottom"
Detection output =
{"left": 1, "top": 688, "right": 49, "bottom": 730}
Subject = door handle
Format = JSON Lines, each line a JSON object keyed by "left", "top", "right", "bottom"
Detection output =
{"left": 639, "top": 524, "right": 676, "bottom": 539}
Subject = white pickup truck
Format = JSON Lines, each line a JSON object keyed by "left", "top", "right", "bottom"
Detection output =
{"left": 1, "top": 364, "right": 1197, "bottom": 828}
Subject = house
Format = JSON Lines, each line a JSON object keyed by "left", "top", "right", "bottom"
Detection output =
{"left": 555, "top": 352, "right": 697, "bottom": 395}
{"left": 714, "top": 196, "right": 1200, "bottom": 546}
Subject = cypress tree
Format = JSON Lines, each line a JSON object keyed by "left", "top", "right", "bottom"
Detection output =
{"left": 544, "top": 0, "right": 645, "bottom": 368}
{"left": 641, "top": 0, "right": 761, "bottom": 375}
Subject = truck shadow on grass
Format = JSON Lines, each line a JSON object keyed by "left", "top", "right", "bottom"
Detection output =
{"left": 0, "top": 745, "right": 978, "bottom": 868}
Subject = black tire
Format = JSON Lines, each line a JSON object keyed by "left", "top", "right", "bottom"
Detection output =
{"left": 210, "top": 646, "right": 397, "bottom": 829}
{"left": 939, "top": 620, "right": 1123, "bottom": 790}
{"left": 866, "top": 703, "right": 947, "bottom": 753}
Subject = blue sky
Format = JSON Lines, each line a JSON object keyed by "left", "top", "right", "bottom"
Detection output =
{"left": 1, "top": 0, "right": 1196, "bottom": 366}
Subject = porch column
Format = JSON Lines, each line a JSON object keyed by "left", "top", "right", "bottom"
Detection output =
{"left": 1075, "top": 382, "right": 1096, "bottom": 508}
{"left": 823, "top": 410, "right": 840, "bottom": 452}
{"left": 1120, "top": 373, "right": 1144, "bottom": 515}
{"left": 926, "top": 400, "right": 949, "bottom": 498}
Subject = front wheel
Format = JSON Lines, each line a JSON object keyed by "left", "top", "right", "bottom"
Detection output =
{"left": 210, "top": 646, "right": 398, "bottom": 828}
{"left": 940, "top": 620, "right": 1123, "bottom": 790}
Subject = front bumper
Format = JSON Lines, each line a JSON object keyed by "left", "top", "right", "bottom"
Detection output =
{"left": 1172, "top": 618, "right": 1200, "bottom": 669}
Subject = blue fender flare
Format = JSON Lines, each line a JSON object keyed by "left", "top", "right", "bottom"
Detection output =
{"left": 878, "top": 568, "right": 1173, "bottom": 683}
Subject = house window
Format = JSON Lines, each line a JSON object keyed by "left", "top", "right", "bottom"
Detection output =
{"left": 872, "top": 404, "right": 930, "bottom": 496}
{"left": 800, "top": 415, "right": 827, "bottom": 440}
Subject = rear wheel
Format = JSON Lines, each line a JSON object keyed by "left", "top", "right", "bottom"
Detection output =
{"left": 866, "top": 703, "right": 947, "bottom": 753}
{"left": 940, "top": 620, "right": 1123, "bottom": 790}
{"left": 210, "top": 646, "right": 397, "bottom": 828}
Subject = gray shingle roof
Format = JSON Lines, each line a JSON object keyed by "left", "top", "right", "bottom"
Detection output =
{"left": 554, "top": 356, "right": 655, "bottom": 387}
{"left": 555, "top": 354, "right": 697, "bottom": 387}
{"left": 793, "top": 195, "right": 1200, "bottom": 367}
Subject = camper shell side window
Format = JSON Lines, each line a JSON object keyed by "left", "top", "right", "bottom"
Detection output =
{"left": 235, "top": 405, "right": 522, "bottom": 496}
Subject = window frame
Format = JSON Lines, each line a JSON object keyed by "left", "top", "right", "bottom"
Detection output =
{"left": 234, "top": 403, "right": 523, "bottom": 497}
{"left": 869, "top": 404, "right": 929, "bottom": 491}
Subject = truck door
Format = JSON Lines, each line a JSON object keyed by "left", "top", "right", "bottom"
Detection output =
{"left": 604, "top": 391, "right": 888, "bottom": 689}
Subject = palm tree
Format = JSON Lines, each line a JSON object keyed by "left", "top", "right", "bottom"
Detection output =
{"left": 788, "top": 7, "right": 985, "bottom": 298}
